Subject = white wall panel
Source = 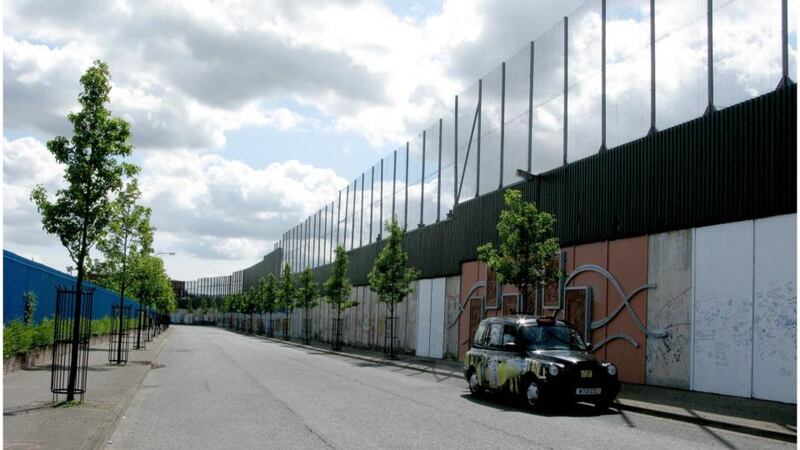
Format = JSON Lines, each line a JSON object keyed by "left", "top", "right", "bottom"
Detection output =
{"left": 693, "top": 220, "right": 754, "bottom": 397}
{"left": 428, "top": 278, "right": 446, "bottom": 359}
{"left": 416, "top": 279, "right": 432, "bottom": 357}
{"left": 753, "top": 214, "right": 797, "bottom": 403}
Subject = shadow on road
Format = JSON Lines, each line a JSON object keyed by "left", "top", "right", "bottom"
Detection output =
{"left": 460, "top": 393, "right": 621, "bottom": 418}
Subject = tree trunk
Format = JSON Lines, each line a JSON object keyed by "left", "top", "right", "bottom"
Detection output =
{"left": 66, "top": 254, "right": 86, "bottom": 402}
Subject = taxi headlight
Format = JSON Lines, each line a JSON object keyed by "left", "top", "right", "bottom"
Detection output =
{"left": 548, "top": 364, "right": 560, "bottom": 376}
{"left": 606, "top": 364, "right": 617, "bottom": 376}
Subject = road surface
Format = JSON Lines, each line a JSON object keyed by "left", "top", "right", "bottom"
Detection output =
{"left": 107, "top": 325, "right": 791, "bottom": 449}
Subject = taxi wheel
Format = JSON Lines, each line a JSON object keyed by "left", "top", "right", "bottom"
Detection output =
{"left": 467, "top": 368, "right": 484, "bottom": 396}
{"left": 521, "top": 377, "right": 542, "bottom": 410}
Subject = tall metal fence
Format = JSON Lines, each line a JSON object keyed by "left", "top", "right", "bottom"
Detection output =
{"left": 274, "top": 0, "right": 796, "bottom": 274}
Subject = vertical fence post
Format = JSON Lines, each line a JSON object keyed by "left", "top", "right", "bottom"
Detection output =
{"left": 370, "top": 166, "right": 374, "bottom": 243}
{"left": 781, "top": 0, "right": 790, "bottom": 85}
{"left": 379, "top": 159, "right": 384, "bottom": 240}
{"left": 476, "top": 79, "right": 482, "bottom": 197}
{"left": 601, "top": 0, "right": 607, "bottom": 151}
{"left": 404, "top": 143, "right": 409, "bottom": 230}
{"left": 343, "top": 184, "right": 349, "bottom": 251}
{"left": 436, "top": 118, "right": 443, "bottom": 222}
{"left": 323, "top": 205, "right": 328, "bottom": 264}
{"left": 706, "top": 0, "right": 715, "bottom": 113}
{"left": 336, "top": 191, "right": 342, "bottom": 248}
{"left": 528, "top": 41, "right": 535, "bottom": 172}
{"left": 360, "top": 172, "right": 364, "bottom": 247}
{"left": 392, "top": 150, "right": 397, "bottom": 219}
{"left": 350, "top": 179, "right": 356, "bottom": 250}
{"left": 649, "top": 0, "right": 657, "bottom": 133}
{"left": 420, "top": 130, "right": 426, "bottom": 227}
{"left": 563, "top": 16, "right": 569, "bottom": 166}
{"left": 500, "top": 61, "right": 506, "bottom": 187}
{"left": 454, "top": 95, "right": 459, "bottom": 207}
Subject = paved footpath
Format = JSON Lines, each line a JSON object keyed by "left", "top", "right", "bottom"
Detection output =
{"left": 4, "top": 329, "right": 169, "bottom": 450}
{"left": 108, "top": 325, "right": 792, "bottom": 449}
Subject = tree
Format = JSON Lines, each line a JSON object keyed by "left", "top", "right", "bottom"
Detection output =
{"left": 30, "top": 60, "right": 136, "bottom": 401}
{"left": 277, "top": 264, "right": 296, "bottom": 340}
{"left": 264, "top": 274, "right": 279, "bottom": 337}
{"left": 368, "top": 217, "right": 419, "bottom": 359}
{"left": 296, "top": 267, "right": 319, "bottom": 344}
{"left": 244, "top": 284, "right": 258, "bottom": 334}
{"left": 92, "top": 180, "right": 153, "bottom": 363}
{"left": 477, "top": 189, "right": 563, "bottom": 315}
{"left": 324, "top": 245, "right": 356, "bottom": 351}
{"left": 129, "top": 256, "right": 175, "bottom": 313}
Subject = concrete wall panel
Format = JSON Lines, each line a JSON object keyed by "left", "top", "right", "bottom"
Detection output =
{"left": 444, "top": 276, "right": 462, "bottom": 360}
{"left": 646, "top": 230, "right": 692, "bottom": 389}
{"left": 693, "top": 220, "right": 754, "bottom": 397}
{"left": 753, "top": 214, "right": 797, "bottom": 403}
{"left": 416, "top": 279, "right": 432, "bottom": 357}
{"left": 429, "top": 278, "right": 446, "bottom": 359}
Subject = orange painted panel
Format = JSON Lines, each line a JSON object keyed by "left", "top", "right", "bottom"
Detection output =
{"left": 571, "top": 241, "right": 609, "bottom": 361}
{"left": 606, "top": 236, "right": 648, "bottom": 384}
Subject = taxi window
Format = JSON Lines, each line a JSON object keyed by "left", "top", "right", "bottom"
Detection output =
{"left": 487, "top": 323, "right": 504, "bottom": 347}
{"left": 501, "top": 325, "right": 517, "bottom": 345}
{"left": 473, "top": 322, "right": 488, "bottom": 347}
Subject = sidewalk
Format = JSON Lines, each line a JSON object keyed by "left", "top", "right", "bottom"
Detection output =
{"left": 253, "top": 331, "right": 796, "bottom": 443}
{"left": 3, "top": 329, "right": 170, "bottom": 450}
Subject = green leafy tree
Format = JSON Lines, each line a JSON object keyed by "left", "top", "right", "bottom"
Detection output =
{"left": 186, "top": 297, "right": 194, "bottom": 313}
{"left": 297, "top": 267, "right": 319, "bottom": 344}
{"left": 91, "top": 180, "right": 153, "bottom": 362}
{"left": 30, "top": 60, "right": 136, "bottom": 401}
{"left": 245, "top": 284, "right": 258, "bottom": 333}
{"left": 129, "top": 256, "right": 175, "bottom": 314}
{"left": 264, "top": 274, "right": 279, "bottom": 337}
{"left": 324, "top": 246, "right": 356, "bottom": 351}
{"left": 368, "top": 217, "right": 419, "bottom": 358}
{"left": 277, "top": 264, "right": 296, "bottom": 340}
{"left": 477, "top": 189, "right": 563, "bottom": 314}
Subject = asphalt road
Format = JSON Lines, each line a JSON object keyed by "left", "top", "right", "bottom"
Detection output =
{"left": 107, "top": 325, "right": 791, "bottom": 449}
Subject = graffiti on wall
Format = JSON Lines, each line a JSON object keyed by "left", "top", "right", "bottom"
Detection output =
{"left": 564, "top": 264, "right": 667, "bottom": 352}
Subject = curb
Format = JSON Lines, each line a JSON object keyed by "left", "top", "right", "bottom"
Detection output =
{"left": 236, "top": 329, "right": 795, "bottom": 444}
{"left": 89, "top": 328, "right": 172, "bottom": 450}
{"left": 614, "top": 401, "right": 796, "bottom": 443}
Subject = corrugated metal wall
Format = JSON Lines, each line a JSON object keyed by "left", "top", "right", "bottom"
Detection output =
{"left": 3, "top": 250, "right": 141, "bottom": 324}
{"left": 244, "top": 85, "right": 796, "bottom": 289}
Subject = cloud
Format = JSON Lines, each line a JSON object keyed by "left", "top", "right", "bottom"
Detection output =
{"left": 138, "top": 149, "right": 348, "bottom": 258}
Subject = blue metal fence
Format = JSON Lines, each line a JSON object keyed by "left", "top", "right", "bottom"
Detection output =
{"left": 3, "top": 250, "right": 140, "bottom": 324}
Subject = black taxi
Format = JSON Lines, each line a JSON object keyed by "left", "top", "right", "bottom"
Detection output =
{"left": 464, "top": 315, "right": 619, "bottom": 410}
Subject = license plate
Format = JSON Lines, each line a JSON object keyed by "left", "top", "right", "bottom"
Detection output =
{"left": 581, "top": 370, "right": 593, "bottom": 378}
{"left": 576, "top": 388, "right": 601, "bottom": 395}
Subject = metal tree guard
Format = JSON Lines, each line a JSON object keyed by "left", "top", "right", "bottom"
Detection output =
{"left": 108, "top": 304, "right": 132, "bottom": 364}
{"left": 331, "top": 315, "right": 343, "bottom": 351}
{"left": 51, "top": 286, "right": 94, "bottom": 402}
{"left": 134, "top": 306, "right": 147, "bottom": 350}
{"left": 384, "top": 314, "right": 399, "bottom": 360}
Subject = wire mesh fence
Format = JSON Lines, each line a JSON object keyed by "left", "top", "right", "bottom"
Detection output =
{"left": 271, "top": 0, "right": 793, "bottom": 274}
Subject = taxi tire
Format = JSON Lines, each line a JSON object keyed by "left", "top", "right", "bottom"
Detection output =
{"left": 521, "top": 376, "right": 543, "bottom": 410}
{"left": 467, "top": 368, "right": 484, "bottom": 396}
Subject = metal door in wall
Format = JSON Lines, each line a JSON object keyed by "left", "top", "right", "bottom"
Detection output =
{"left": 564, "top": 287, "right": 592, "bottom": 341}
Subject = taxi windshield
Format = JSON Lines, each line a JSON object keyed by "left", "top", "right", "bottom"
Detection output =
{"left": 520, "top": 324, "right": 586, "bottom": 351}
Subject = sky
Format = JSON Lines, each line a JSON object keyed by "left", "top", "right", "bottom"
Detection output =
{"left": 3, "top": 0, "right": 587, "bottom": 280}
{"left": 3, "top": 0, "right": 792, "bottom": 281}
